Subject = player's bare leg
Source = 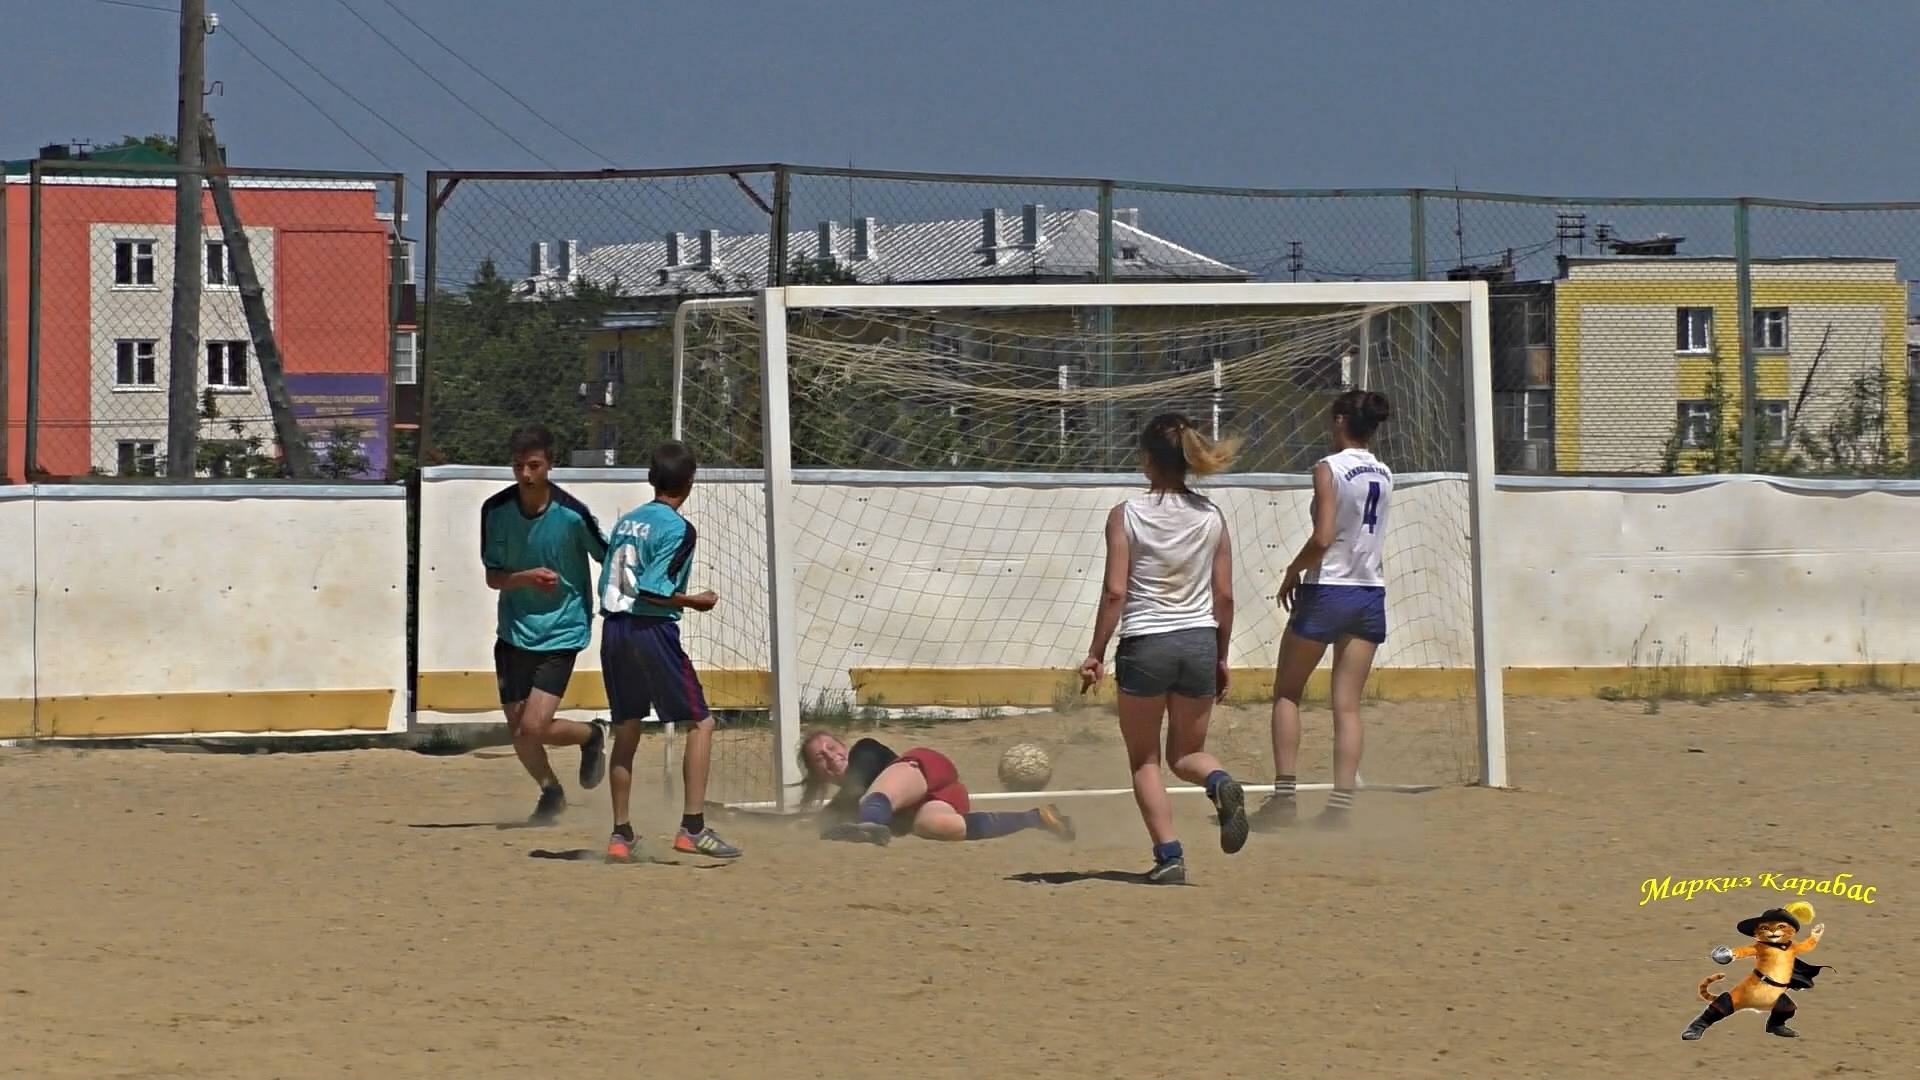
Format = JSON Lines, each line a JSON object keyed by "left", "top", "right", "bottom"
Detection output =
{"left": 1253, "top": 629, "right": 1327, "bottom": 831}
{"left": 511, "top": 688, "right": 593, "bottom": 824}
{"left": 1316, "top": 635, "right": 1376, "bottom": 828}
{"left": 825, "top": 759, "right": 930, "bottom": 844}
{"left": 604, "top": 719, "right": 644, "bottom": 862}
{"left": 1168, "top": 691, "right": 1246, "bottom": 855}
{"left": 671, "top": 716, "right": 741, "bottom": 859}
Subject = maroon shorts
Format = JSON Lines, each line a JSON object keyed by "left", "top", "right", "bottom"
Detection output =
{"left": 897, "top": 747, "right": 970, "bottom": 814}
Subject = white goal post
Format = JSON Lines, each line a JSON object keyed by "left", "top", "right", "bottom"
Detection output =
{"left": 672, "top": 281, "right": 1507, "bottom": 812}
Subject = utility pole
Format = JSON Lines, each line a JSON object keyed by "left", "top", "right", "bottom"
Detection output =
{"left": 166, "top": 0, "right": 209, "bottom": 477}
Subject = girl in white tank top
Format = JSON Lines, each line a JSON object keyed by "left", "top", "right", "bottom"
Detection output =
{"left": 1080, "top": 412, "right": 1249, "bottom": 884}
{"left": 1253, "top": 389, "right": 1394, "bottom": 835}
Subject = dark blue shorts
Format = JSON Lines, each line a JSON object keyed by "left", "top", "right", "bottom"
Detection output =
{"left": 1287, "top": 584, "right": 1387, "bottom": 645}
{"left": 600, "top": 615, "right": 710, "bottom": 724}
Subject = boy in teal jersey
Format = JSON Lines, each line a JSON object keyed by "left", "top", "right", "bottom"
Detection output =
{"left": 480, "top": 424, "right": 611, "bottom": 825}
{"left": 595, "top": 441, "right": 741, "bottom": 863}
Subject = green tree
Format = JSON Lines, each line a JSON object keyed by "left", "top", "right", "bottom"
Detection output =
{"left": 424, "top": 260, "right": 618, "bottom": 466}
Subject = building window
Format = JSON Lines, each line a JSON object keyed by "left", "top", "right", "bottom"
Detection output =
{"left": 207, "top": 340, "right": 249, "bottom": 389}
{"left": 117, "top": 440, "right": 157, "bottom": 477}
{"left": 1753, "top": 307, "right": 1788, "bottom": 352}
{"left": 1524, "top": 298, "right": 1551, "bottom": 346}
{"left": 114, "top": 339, "right": 158, "bottom": 387}
{"left": 1757, "top": 399, "right": 1789, "bottom": 446}
{"left": 599, "top": 349, "right": 623, "bottom": 382}
{"left": 1497, "top": 389, "right": 1552, "bottom": 442}
{"left": 393, "top": 331, "right": 417, "bottom": 385}
{"left": 1676, "top": 400, "right": 1716, "bottom": 447}
{"left": 205, "top": 240, "right": 238, "bottom": 287}
{"left": 596, "top": 422, "right": 617, "bottom": 451}
{"left": 114, "top": 239, "right": 156, "bottom": 287}
{"left": 398, "top": 239, "right": 416, "bottom": 284}
{"left": 1676, "top": 307, "right": 1713, "bottom": 354}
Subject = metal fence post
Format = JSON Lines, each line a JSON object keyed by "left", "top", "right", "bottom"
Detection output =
{"left": 770, "top": 166, "right": 790, "bottom": 287}
{"left": 25, "top": 162, "right": 43, "bottom": 478}
{"left": 1409, "top": 190, "right": 1427, "bottom": 281}
{"left": 1734, "top": 198, "right": 1755, "bottom": 472}
{"left": 420, "top": 173, "right": 443, "bottom": 467}
{"left": 0, "top": 177, "right": 9, "bottom": 484}
{"left": 386, "top": 175, "right": 404, "bottom": 482}
{"left": 1097, "top": 180, "right": 1115, "bottom": 464}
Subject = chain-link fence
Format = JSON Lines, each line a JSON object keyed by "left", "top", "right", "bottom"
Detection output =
{"left": 420, "top": 166, "right": 1920, "bottom": 478}
{"left": 10, "top": 158, "right": 407, "bottom": 483}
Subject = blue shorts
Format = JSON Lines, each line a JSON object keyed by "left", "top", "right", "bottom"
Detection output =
{"left": 600, "top": 615, "right": 711, "bottom": 724}
{"left": 1287, "top": 584, "right": 1387, "bottom": 645}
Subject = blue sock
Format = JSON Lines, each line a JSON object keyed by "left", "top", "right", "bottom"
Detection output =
{"left": 1205, "top": 769, "right": 1231, "bottom": 799}
{"left": 857, "top": 792, "right": 893, "bottom": 826}
{"left": 963, "top": 809, "right": 1042, "bottom": 840}
{"left": 1153, "top": 839, "right": 1183, "bottom": 863}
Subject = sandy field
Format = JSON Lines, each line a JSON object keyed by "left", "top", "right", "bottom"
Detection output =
{"left": 2, "top": 690, "right": 1914, "bottom": 1079}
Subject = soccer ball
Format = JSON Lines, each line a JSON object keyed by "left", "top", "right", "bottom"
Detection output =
{"left": 998, "top": 742, "right": 1053, "bottom": 791}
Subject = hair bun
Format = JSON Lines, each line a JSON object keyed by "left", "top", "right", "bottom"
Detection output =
{"left": 1363, "top": 391, "right": 1392, "bottom": 423}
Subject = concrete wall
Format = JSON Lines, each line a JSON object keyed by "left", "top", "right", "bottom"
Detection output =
{"left": 0, "top": 484, "right": 407, "bottom": 738}
{"left": 418, "top": 466, "right": 1920, "bottom": 719}
{"left": 0, "top": 488, "right": 34, "bottom": 737}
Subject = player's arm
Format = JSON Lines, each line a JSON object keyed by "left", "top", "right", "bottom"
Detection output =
{"left": 632, "top": 524, "right": 717, "bottom": 611}
{"left": 1210, "top": 516, "right": 1234, "bottom": 695}
{"left": 1081, "top": 505, "right": 1130, "bottom": 689}
{"left": 1288, "top": 462, "right": 1338, "bottom": 572}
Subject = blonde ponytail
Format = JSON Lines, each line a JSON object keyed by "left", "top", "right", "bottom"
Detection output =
{"left": 1179, "top": 426, "right": 1243, "bottom": 477}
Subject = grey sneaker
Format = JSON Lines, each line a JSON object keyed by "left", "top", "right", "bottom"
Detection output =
{"left": 1146, "top": 855, "right": 1187, "bottom": 884}
{"left": 528, "top": 784, "right": 566, "bottom": 825}
{"left": 579, "top": 720, "right": 609, "bottom": 790}
{"left": 1211, "top": 777, "right": 1249, "bottom": 854}
{"left": 824, "top": 821, "right": 892, "bottom": 846}
{"left": 1249, "top": 795, "right": 1298, "bottom": 832}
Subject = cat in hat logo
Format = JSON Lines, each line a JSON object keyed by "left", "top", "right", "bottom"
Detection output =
{"left": 1682, "top": 901, "right": 1833, "bottom": 1040}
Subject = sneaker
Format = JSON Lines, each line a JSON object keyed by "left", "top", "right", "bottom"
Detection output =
{"left": 528, "top": 784, "right": 566, "bottom": 826}
{"left": 1310, "top": 808, "right": 1351, "bottom": 831}
{"left": 1210, "top": 777, "right": 1249, "bottom": 855}
{"left": 1145, "top": 855, "right": 1187, "bottom": 885}
{"left": 579, "top": 720, "right": 609, "bottom": 790}
{"left": 674, "top": 826, "right": 743, "bottom": 860}
{"left": 605, "top": 830, "right": 643, "bottom": 864}
{"left": 1249, "top": 795, "right": 1298, "bottom": 833}
{"left": 824, "top": 820, "right": 892, "bottom": 846}
{"left": 1036, "top": 804, "right": 1076, "bottom": 842}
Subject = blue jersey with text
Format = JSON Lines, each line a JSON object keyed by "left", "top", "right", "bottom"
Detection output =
{"left": 597, "top": 500, "right": 697, "bottom": 621}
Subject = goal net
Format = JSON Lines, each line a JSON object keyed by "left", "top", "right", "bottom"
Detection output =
{"left": 669, "top": 283, "right": 1503, "bottom": 811}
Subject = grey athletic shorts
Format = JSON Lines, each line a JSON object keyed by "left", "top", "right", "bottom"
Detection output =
{"left": 1114, "top": 627, "right": 1218, "bottom": 698}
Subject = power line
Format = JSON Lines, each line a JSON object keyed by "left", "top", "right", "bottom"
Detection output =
{"left": 226, "top": 0, "right": 453, "bottom": 169}
{"left": 90, "top": 0, "right": 177, "bottom": 12}
{"left": 220, "top": 24, "right": 404, "bottom": 174}
{"left": 332, "top": 0, "right": 566, "bottom": 167}
{"left": 373, "top": 0, "right": 616, "bottom": 166}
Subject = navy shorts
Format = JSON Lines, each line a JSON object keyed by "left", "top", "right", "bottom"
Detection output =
{"left": 1287, "top": 584, "right": 1388, "bottom": 645}
{"left": 600, "top": 615, "right": 711, "bottom": 725}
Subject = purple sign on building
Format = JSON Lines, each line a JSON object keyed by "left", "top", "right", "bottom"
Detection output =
{"left": 286, "top": 373, "right": 389, "bottom": 479}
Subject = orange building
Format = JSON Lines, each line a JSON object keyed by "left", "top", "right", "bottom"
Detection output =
{"left": 3, "top": 153, "right": 401, "bottom": 481}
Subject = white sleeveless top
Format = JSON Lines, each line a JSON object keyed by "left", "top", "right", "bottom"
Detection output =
{"left": 1117, "top": 491, "right": 1224, "bottom": 639}
{"left": 1303, "top": 447, "right": 1391, "bottom": 588}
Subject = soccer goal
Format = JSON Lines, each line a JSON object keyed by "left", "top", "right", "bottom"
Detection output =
{"left": 668, "top": 282, "right": 1505, "bottom": 812}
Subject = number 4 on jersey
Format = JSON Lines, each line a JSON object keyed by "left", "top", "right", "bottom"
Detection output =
{"left": 1362, "top": 481, "right": 1381, "bottom": 533}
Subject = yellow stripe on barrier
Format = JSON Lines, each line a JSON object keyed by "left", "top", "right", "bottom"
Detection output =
{"left": 5, "top": 689, "right": 397, "bottom": 737}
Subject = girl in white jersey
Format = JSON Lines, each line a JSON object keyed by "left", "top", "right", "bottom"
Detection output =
{"left": 1080, "top": 413, "right": 1249, "bottom": 884}
{"left": 1253, "top": 390, "right": 1393, "bottom": 832}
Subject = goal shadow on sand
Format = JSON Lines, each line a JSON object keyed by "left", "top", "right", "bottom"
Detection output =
{"left": 1007, "top": 869, "right": 1192, "bottom": 888}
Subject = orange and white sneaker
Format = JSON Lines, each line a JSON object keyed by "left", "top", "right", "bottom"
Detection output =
{"left": 673, "top": 827, "right": 742, "bottom": 860}
{"left": 605, "top": 830, "right": 643, "bottom": 864}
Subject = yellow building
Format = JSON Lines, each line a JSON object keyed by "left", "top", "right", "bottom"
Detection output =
{"left": 1552, "top": 256, "right": 1909, "bottom": 473}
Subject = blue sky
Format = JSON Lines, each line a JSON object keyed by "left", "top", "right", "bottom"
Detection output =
{"left": 8, "top": 0, "right": 1918, "bottom": 199}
